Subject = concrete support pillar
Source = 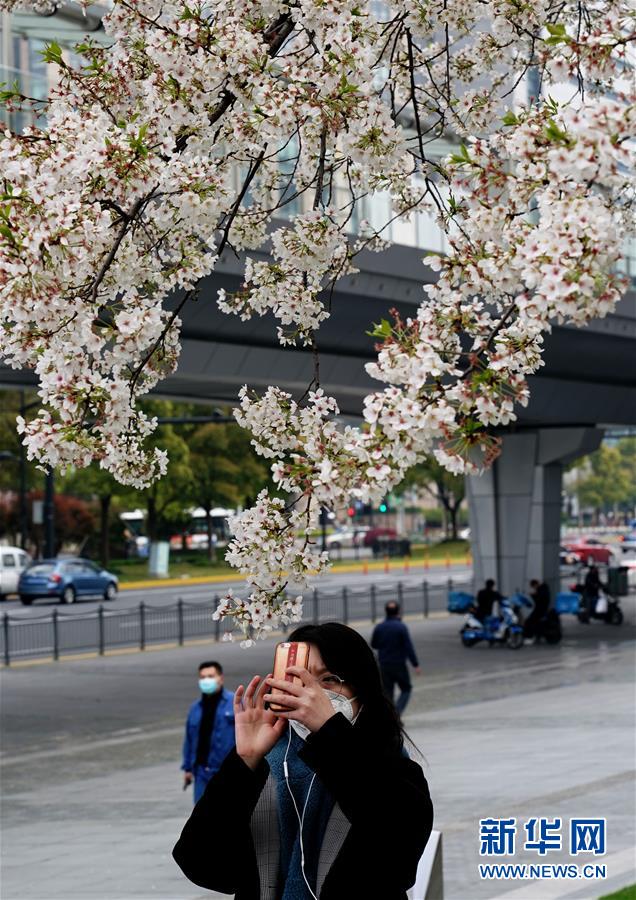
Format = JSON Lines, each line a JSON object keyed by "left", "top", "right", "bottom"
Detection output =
{"left": 467, "top": 428, "right": 603, "bottom": 597}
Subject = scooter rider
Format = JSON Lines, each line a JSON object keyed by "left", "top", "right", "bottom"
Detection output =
{"left": 582, "top": 565, "right": 603, "bottom": 622}
{"left": 475, "top": 579, "right": 502, "bottom": 622}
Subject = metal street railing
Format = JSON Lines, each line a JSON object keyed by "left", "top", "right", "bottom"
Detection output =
{"left": 0, "top": 577, "right": 472, "bottom": 664}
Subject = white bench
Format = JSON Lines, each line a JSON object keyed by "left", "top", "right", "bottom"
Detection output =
{"left": 408, "top": 830, "right": 443, "bottom": 900}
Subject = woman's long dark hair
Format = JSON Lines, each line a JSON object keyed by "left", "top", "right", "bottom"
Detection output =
{"left": 289, "top": 622, "right": 405, "bottom": 754}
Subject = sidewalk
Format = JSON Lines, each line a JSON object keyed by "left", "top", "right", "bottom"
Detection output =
{"left": 1, "top": 611, "right": 634, "bottom": 899}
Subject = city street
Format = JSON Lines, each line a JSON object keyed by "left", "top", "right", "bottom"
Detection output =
{"left": 0, "top": 567, "right": 474, "bottom": 665}
{"left": 0, "top": 565, "right": 473, "bottom": 616}
{"left": 1, "top": 597, "right": 634, "bottom": 900}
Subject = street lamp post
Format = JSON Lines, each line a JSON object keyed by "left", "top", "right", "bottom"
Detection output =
{"left": 44, "top": 467, "right": 55, "bottom": 558}
{"left": 18, "top": 445, "right": 27, "bottom": 550}
{"left": 18, "top": 392, "right": 29, "bottom": 549}
{"left": 319, "top": 507, "right": 329, "bottom": 554}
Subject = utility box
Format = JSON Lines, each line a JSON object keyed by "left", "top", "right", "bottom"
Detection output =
{"left": 148, "top": 541, "right": 170, "bottom": 578}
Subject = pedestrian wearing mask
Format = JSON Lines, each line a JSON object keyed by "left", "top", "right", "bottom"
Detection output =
{"left": 173, "top": 623, "right": 433, "bottom": 899}
{"left": 181, "top": 660, "right": 235, "bottom": 803}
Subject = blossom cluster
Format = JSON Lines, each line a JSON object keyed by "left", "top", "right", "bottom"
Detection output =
{"left": 0, "top": 0, "right": 633, "bottom": 637}
{"left": 213, "top": 490, "right": 326, "bottom": 643}
{"left": 218, "top": 211, "right": 352, "bottom": 344}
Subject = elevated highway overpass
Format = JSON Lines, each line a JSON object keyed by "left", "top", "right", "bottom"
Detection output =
{"left": 1, "top": 241, "right": 634, "bottom": 597}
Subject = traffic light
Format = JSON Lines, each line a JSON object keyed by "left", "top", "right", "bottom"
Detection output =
{"left": 347, "top": 506, "right": 355, "bottom": 518}
{"left": 379, "top": 500, "right": 388, "bottom": 513}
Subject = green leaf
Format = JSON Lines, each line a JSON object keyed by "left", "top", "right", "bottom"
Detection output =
{"left": 544, "top": 118, "right": 569, "bottom": 143}
{"left": 128, "top": 122, "right": 150, "bottom": 156}
{"left": 366, "top": 318, "right": 392, "bottom": 339}
{"left": 545, "top": 95, "right": 560, "bottom": 115}
{"left": 502, "top": 110, "right": 518, "bottom": 126}
{"left": 545, "top": 23, "right": 568, "bottom": 45}
{"left": 41, "top": 41, "right": 63, "bottom": 65}
{"left": 449, "top": 143, "right": 472, "bottom": 165}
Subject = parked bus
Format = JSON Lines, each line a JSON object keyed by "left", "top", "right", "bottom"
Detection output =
{"left": 120, "top": 507, "right": 236, "bottom": 555}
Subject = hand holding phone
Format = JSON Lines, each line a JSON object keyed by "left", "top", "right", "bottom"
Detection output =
{"left": 268, "top": 642, "right": 310, "bottom": 712}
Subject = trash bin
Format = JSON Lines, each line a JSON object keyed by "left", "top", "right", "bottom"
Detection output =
{"left": 607, "top": 566, "right": 628, "bottom": 597}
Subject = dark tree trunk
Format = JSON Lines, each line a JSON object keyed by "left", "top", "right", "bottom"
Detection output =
{"left": 436, "top": 478, "right": 464, "bottom": 542}
{"left": 448, "top": 503, "right": 459, "bottom": 541}
{"left": 100, "top": 495, "right": 111, "bottom": 567}
{"left": 436, "top": 483, "right": 451, "bottom": 539}
{"left": 441, "top": 504, "right": 448, "bottom": 539}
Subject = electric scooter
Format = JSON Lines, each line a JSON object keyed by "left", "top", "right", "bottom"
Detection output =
{"left": 571, "top": 582, "right": 624, "bottom": 625}
{"left": 460, "top": 598, "right": 524, "bottom": 649}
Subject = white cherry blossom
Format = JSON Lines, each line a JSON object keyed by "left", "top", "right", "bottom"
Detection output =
{"left": 0, "top": 0, "right": 633, "bottom": 637}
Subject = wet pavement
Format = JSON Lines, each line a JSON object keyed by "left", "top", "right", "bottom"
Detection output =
{"left": 1, "top": 598, "right": 634, "bottom": 899}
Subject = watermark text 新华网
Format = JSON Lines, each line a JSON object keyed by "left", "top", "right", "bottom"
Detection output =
{"left": 478, "top": 817, "right": 607, "bottom": 882}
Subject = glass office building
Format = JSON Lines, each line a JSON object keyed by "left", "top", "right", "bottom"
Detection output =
{"left": 1, "top": 4, "right": 634, "bottom": 278}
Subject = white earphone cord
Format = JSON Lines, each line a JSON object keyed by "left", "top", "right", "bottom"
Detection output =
{"left": 283, "top": 726, "right": 319, "bottom": 900}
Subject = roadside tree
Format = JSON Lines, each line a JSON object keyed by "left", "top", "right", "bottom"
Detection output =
{"left": 399, "top": 458, "right": 466, "bottom": 541}
{"left": 568, "top": 439, "right": 636, "bottom": 524}
{"left": 189, "top": 423, "right": 269, "bottom": 560}
{"left": 140, "top": 421, "right": 193, "bottom": 544}
{"left": 62, "top": 465, "right": 138, "bottom": 566}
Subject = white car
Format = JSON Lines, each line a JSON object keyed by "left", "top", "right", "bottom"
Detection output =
{"left": 325, "top": 529, "right": 368, "bottom": 550}
{"left": 0, "top": 546, "right": 32, "bottom": 600}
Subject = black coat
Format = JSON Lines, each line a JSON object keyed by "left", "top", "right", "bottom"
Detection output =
{"left": 173, "top": 712, "right": 434, "bottom": 899}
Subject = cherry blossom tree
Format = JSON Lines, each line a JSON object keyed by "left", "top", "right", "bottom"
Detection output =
{"left": 0, "top": 0, "right": 634, "bottom": 641}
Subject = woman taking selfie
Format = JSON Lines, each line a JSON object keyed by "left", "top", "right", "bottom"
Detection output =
{"left": 173, "top": 622, "right": 433, "bottom": 899}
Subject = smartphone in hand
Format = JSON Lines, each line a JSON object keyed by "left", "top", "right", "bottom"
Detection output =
{"left": 268, "top": 641, "right": 310, "bottom": 712}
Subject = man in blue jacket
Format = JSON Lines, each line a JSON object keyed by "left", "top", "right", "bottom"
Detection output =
{"left": 182, "top": 660, "right": 235, "bottom": 803}
{"left": 371, "top": 601, "right": 421, "bottom": 715}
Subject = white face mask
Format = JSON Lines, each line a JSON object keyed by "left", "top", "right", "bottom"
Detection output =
{"left": 289, "top": 689, "right": 359, "bottom": 741}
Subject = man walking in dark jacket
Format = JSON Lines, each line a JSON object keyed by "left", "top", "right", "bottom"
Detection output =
{"left": 371, "top": 601, "right": 421, "bottom": 715}
{"left": 182, "top": 660, "right": 235, "bottom": 803}
{"left": 524, "top": 578, "right": 551, "bottom": 641}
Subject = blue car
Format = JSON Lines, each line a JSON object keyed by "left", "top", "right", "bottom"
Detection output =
{"left": 18, "top": 558, "right": 119, "bottom": 606}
